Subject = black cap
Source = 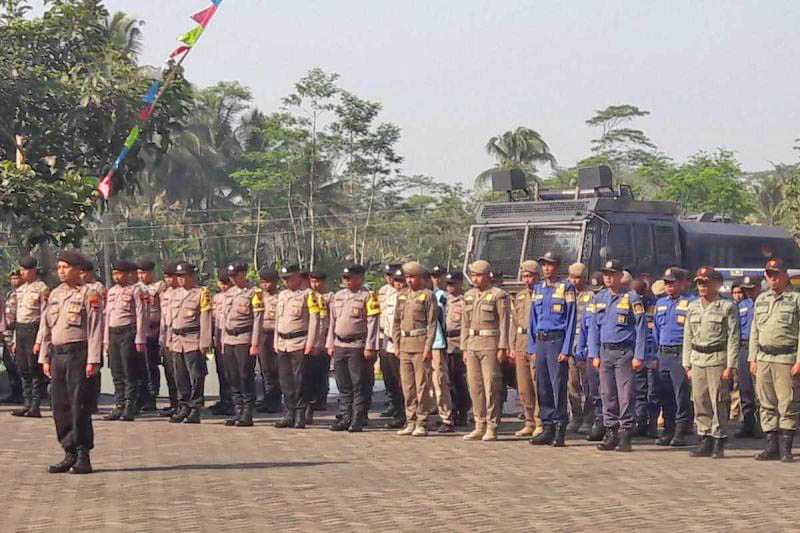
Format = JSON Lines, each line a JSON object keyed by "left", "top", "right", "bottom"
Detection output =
{"left": 392, "top": 268, "right": 405, "bottom": 280}
{"left": 694, "top": 266, "right": 722, "bottom": 282}
{"left": 602, "top": 259, "right": 623, "bottom": 273}
{"left": 217, "top": 268, "right": 231, "bottom": 283}
{"left": 383, "top": 263, "right": 402, "bottom": 275}
{"left": 226, "top": 262, "right": 247, "bottom": 275}
{"left": 765, "top": 257, "right": 787, "bottom": 273}
{"left": 137, "top": 259, "right": 156, "bottom": 271}
{"left": 538, "top": 251, "right": 561, "bottom": 264}
{"left": 590, "top": 271, "right": 604, "bottom": 291}
{"left": 112, "top": 259, "right": 137, "bottom": 272}
{"left": 57, "top": 250, "right": 87, "bottom": 268}
{"left": 309, "top": 271, "right": 327, "bottom": 280}
{"left": 163, "top": 261, "right": 179, "bottom": 275}
{"left": 279, "top": 264, "right": 301, "bottom": 278}
{"left": 740, "top": 275, "right": 760, "bottom": 289}
{"left": 445, "top": 271, "right": 464, "bottom": 284}
{"left": 662, "top": 267, "right": 688, "bottom": 282}
{"left": 175, "top": 262, "right": 197, "bottom": 276}
{"left": 80, "top": 258, "right": 95, "bottom": 272}
{"left": 19, "top": 256, "right": 37, "bottom": 269}
{"left": 342, "top": 264, "right": 366, "bottom": 277}
{"left": 430, "top": 264, "right": 446, "bottom": 276}
{"left": 259, "top": 268, "right": 278, "bottom": 282}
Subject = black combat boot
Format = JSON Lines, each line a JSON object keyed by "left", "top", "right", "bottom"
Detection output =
{"left": 656, "top": 420, "right": 675, "bottom": 446}
{"left": 552, "top": 423, "right": 567, "bottom": 447}
{"left": 348, "top": 416, "right": 365, "bottom": 433}
{"left": 689, "top": 435, "right": 714, "bottom": 457}
{"left": 103, "top": 405, "right": 124, "bottom": 421}
{"left": 567, "top": 417, "right": 582, "bottom": 433}
{"left": 454, "top": 412, "right": 469, "bottom": 427}
{"left": 635, "top": 417, "right": 649, "bottom": 437}
{"left": 11, "top": 404, "right": 30, "bottom": 417}
{"left": 597, "top": 427, "right": 619, "bottom": 451}
{"left": 645, "top": 417, "right": 659, "bottom": 439}
{"left": 71, "top": 447, "right": 93, "bottom": 475}
{"left": 121, "top": 402, "right": 137, "bottom": 422}
{"left": 183, "top": 408, "right": 201, "bottom": 424}
{"left": 158, "top": 406, "right": 177, "bottom": 418}
{"left": 48, "top": 449, "right": 77, "bottom": 474}
{"left": 669, "top": 422, "right": 691, "bottom": 447}
{"left": 380, "top": 404, "right": 396, "bottom": 418}
{"left": 529, "top": 424, "right": 555, "bottom": 446}
{"left": 329, "top": 417, "right": 351, "bottom": 431}
{"left": 437, "top": 423, "right": 456, "bottom": 433}
{"left": 274, "top": 410, "right": 295, "bottom": 428}
{"left": 616, "top": 430, "right": 633, "bottom": 452}
{"left": 224, "top": 404, "right": 241, "bottom": 427}
{"left": 734, "top": 414, "right": 756, "bottom": 438}
{"left": 304, "top": 405, "right": 314, "bottom": 426}
{"left": 711, "top": 437, "right": 725, "bottom": 459}
{"left": 0, "top": 390, "right": 24, "bottom": 404}
{"left": 24, "top": 400, "right": 42, "bottom": 418}
{"left": 780, "top": 430, "right": 795, "bottom": 463}
{"left": 236, "top": 405, "right": 254, "bottom": 427}
{"left": 586, "top": 419, "right": 605, "bottom": 442}
{"left": 755, "top": 431, "right": 780, "bottom": 461}
{"left": 169, "top": 406, "right": 189, "bottom": 423}
{"left": 387, "top": 416, "right": 406, "bottom": 429}
{"left": 294, "top": 408, "right": 306, "bottom": 429}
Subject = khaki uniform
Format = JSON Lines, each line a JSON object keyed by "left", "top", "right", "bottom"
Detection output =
{"left": 393, "top": 288, "right": 438, "bottom": 427}
{"left": 221, "top": 285, "right": 264, "bottom": 410}
{"left": 37, "top": 283, "right": 103, "bottom": 452}
{"left": 748, "top": 289, "right": 800, "bottom": 432}
{"left": 460, "top": 286, "right": 510, "bottom": 431}
{"left": 446, "top": 293, "right": 471, "bottom": 422}
{"left": 257, "top": 289, "right": 280, "bottom": 409}
{"left": 509, "top": 287, "right": 540, "bottom": 431}
{"left": 273, "top": 288, "right": 316, "bottom": 413}
{"left": 378, "top": 285, "right": 404, "bottom": 419}
{"left": 683, "top": 298, "right": 739, "bottom": 438}
{"left": 327, "top": 288, "right": 381, "bottom": 422}
{"left": 15, "top": 280, "right": 49, "bottom": 407}
{"left": 169, "top": 287, "right": 213, "bottom": 410}
{"left": 104, "top": 283, "right": 148, "bottom": 410}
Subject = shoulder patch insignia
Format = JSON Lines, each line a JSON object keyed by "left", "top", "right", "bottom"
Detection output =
{"left": 633, "top": 302, "right": 645, "bottom": 316}
{"left": 554, "top": 284, "right": 565, "bottom": 299}
{"left": 565, "top": 291, "right": 575, "bottom": 304}
{"left": 417, "top": 293, "right": 427, "bottom": 302}
{"left": 517, "top": 292, "right": 527, "bottom": 300}
{"left": 87, "top": 290, "right": 101, "bottom": 309}
{"left": 366, "top": 292, "right": 381, "bottom": 317}
{"left": 677, "top": 299, "right": 689, "bottom": 311}
{"left": 485, "top": 293, "right": 494, "bottom": 302}
{"left": 464, "top": 296, "right": 474, "bottom": 303}
{"left": 200, "top": 288, "right": 213, "bottom": 312}
{"left": 250, "top": 288, "right": 264, "bottom": 312}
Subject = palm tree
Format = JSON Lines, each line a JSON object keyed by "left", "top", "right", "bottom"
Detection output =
{"left": 475, "top": 127, "right": 556, "bottom": 189}
{"left": 747, "top": 165, "right": 793, "bottom": 226}
{"left": 103, "top": 11, "right": 144, "bottom": 58}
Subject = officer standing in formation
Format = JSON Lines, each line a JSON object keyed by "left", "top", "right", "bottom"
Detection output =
{"left": 444, "top": 271, "right": 470, "bottom": 427}
{"left": 257, "top": 269, "right": 282, "bottom": 413}
{"left": 308, "top": 271, "right": 332, "bottom": 412}
{"left": 13, "top": 257, "right": 49, "bottom": 418}
{"left": 158, "top": 262, "right": 181, "bottom": 417}
{"left": 509, "top": 260, "right": 541, "bottom": 437}
{"left": 210, "top": 269, "right": 234, "bottom": 416}
{"left": 1, "top": 270, "right": 24, "bottom": 405}
{"left": 731, "top": 275, "right": 760, "bottom": 438}
{"left": 378, "top": 264, "right": 405, "bottom": 428}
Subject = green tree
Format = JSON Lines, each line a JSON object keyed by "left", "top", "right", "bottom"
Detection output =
{"left": 583, "top": 104, "right": 657, "bottom": 168}
{"left": 476, "top": 127, "right": 556, "bottom": 189}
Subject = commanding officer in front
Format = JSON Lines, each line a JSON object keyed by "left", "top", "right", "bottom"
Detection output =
{"left": 39, "top": 251, "right": 103, "bottom": 475}
{"left": 13, "top": 256, "right": 49, "bottom": 418}
{"left": 528, "top": 252, "right": 577, "bottom": 447}
{"left": 682, "top": 266, "right": 739, "bottom": 459}
{"left": 588, "top": 259, "right": 647, "bottom": 452}
{"left": 749, "top": 257, "right": 800, "bottom": 463}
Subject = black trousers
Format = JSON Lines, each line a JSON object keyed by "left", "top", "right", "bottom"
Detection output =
{"left": 142, "top": 337, "right": 162, "bottom": 402}
{"left": 362, "top": 355, "right": 376, "bottom": 414}
{"left": 1, "top": 339, "right": 23, "bottom": 397}
{"left": 307, "top": 352, "right": 330, "bottom": 406}
{"left": 212, "top": 331, "right": 232, "bottom": 406}
{"left": 223, "top": 344, "right": 256, "bottom": 408}
{"left": 108, "top": 326, "right": 141, "bottom": 408}
{"left": 173, "top": 350, "right": 207, "bottom": 409}
{"left": 257, "top": 332, "right": 280, "bottom": 407}
{"left": 379, "top": 350, "right": 404, "bottom": 415}
{"left": 334, "top": 347, "right": 368, "bottom": 422}
{"left": 447, "top": 350, "right": 471, "bottom": 416}
{"left": 51, "top": 342, "right": 94, "bottom": 451}
{"left": 277, "top": 350, "right": 309, "bottom": 411}
{"left": 15, "top": 322, "right": 45, "bottom": 404}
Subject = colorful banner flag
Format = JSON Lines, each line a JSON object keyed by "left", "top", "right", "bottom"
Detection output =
{"left": 211, "top": 0, "right": 223, "bottom": 5}
{"left": 191, "top": 5, "right": 218, "bottom": 28}
{"left": 98, "top": 173, "right": 112, "bottom": 199}
{"left": 123, "top": 127, "right": 140, "bottom": 149}
{"left": 142, "top": 80, "right": 161, "bottom": 104}
{"left": 138, "top": 105, "right": 154, "bottom": 122}
{"left": 113, "top": 147, "right": 130, "bottom": 170}
{"left": 179, "top": 26, "right": 204, "bottom": 47}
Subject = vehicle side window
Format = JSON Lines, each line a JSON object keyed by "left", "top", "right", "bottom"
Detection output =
{"left": 633, "top": 224, "right": 654, "bottom": 272}
{"left": 606, "top": 224, "right": 634, "bottom": 269}
{"left": 654, "top": 225, "right": 677, "bottom": 270}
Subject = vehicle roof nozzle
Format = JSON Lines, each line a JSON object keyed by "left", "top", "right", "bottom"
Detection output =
{"left": 578, "top": 165, "right": 613, "bottom": 190}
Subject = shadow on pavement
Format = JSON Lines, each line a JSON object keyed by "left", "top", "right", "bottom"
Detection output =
{"left": 96, "top": 460, "right": 346, "bottom": 474}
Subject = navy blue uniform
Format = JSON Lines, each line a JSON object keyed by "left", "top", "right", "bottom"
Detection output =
{"left": 736, "top": 298, "right": 756, "bottom": 424}
{"left": 575, "top": 293, "right": 602, "bottom": 422}
{"left": 653, "top": 294, "right": 695, "bottom": 428}
{"left": 589, "top": 289, "right": 647, "bottom": 431}
{"left": 634, "top": 296, "right": 661, "bottom": 428}
{"left": 528, "top": 279, "right": 577, "bottom": 427}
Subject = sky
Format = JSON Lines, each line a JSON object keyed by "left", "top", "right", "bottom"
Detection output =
{"left": 31, "top": 0, "right": 800, "bottom": 185}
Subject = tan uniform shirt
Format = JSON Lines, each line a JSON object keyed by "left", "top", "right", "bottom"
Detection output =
{"left": 221, "top": 285, "right": 264, "bottom": 348}
{"left": 382, "top": 290, "right": 400, "bottom": 354}
{"left": 682, "top": 298, "right": 739, "bottom": 368}
{"left": 393, "top": 288, "right": 437, "bottom": 354}
{"left": 378, "top": 284, "right": 394, "bottom": 339}
{"left": 445, "top": 293, "right": 465, "bottom": 354}
{"left": 749, "top": 289, "right": 800, "bottom": 364}
{"left": 140, "top": 280, "right": 165, "bottom": 340}
{"left": 4, "top": 289, "right": 16, "bottom": 333}
{"left": 460, "top": 286, "right": 510, "bottom": 352}
{"left": 15, "top": 280, "right": 49, "bottom": 325}
{"left": 169, "top": 287, "right": 213, "bottom": 354}
{"left": 311, "top": 291, "right": 333, "bottom": 353}
{"left": 509, "top": 288, "right": 533, "bottom": 355}
{"left": 261, "top": 290, "right": 279, "bottom": 332}
{"left": 38, "top": 283, "right": 103, "bottom": 365}
{"left": 325, "top": 288, "right": 380, "bottom": 351}
{"left": 160, "top": 286, "right": 176, "bottom": 349}
{"left": 274, "top": 288, "right": 316, "bottom": 353}
{"left": 104, "top": 284, "right": 148, "bottom": 345}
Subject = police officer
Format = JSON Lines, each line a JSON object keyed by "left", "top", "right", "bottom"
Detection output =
{"left": 102, "top": 259, "right": 147, "bottom": 421}
{"left": 461, "top": 260, "right": 509, "bottom": 441}
{"left": 12, "top": 256, "right": 49, "bottom": 418}
{"left": 733, "top": 275, "right": 761, "bottom": 438}
{"left": 327, "top": 264, "right": 380, "bottom": 432}
{"left": 1, "top": 270, "right": 24, "bottom": 405}
{"left": 652, "top": 267, "right": 695, "bottom": 446}
{"left": 444, "top": 271, "right": 471, "bottom": 427}
{"left": 588, "top": 259, "right": 647, "bottom": 452}
{"left": 683, "top": 266, "right": 739, "bottom": 458}
{"left": 221, "top": 262, "right": 264, "bottom": 428}
{"left": 79, "top": 260, "right": 106, "bottom": 414}
{"left": 567, "top": 262, "right": 592, "bottom": 434}
{"left": 393, "top": 262, "right": 438, "bottom": 437}
{"left": 308, "top": 271, "right": 332, "bottom": 414}
{"left": 509, "top": 260, "right": 541, "bottom": 438}
{"left": 750, "top": 257, "right": 800, "bottom": 462}
{"left": 256, "top": 268, "right": 282, "bottom": 413}
{"left": 136, "top": 259, "right": 165, "bottom": 411}
{"left": 168, "top": 262, "right": 213, "bottom": 424}
{"left": 210, "top": 270, "right": 234, "bottom": 416}
{"left": 39, "top": 250, "right": 103, "bottom": 475}
{"left": 528, "top": 252, "right": 577, "bottom": 447}
{"left": 378, "top": 264, "right": 405, "bottom": 426}
{"left": 575, "top": 272, "right": 605, "bottom": 441}
{"left": 158, "top": 262, "right": 181, "bottom": 417}
{"left": 429, "top": 264, "right": 455, "bottom": 432}
{"left": 632, "top": 278, "right": 660, "bottom": 438}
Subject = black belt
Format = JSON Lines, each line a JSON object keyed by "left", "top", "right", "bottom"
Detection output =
{"left": 109, "top": 324, "right": 136, "bottom": 334}
{"left": 173, "top": 326, "right": 200, "bottom": 336}
{"left": 537, "top": 330, "right": 565, "bottom": 342}
{"left": 659, "top": 345, "right": 682, "bottom": 354}
{"left": 759, "top": 344, "right": 796, "bottom": 356}
{"left": 447, "top": 329, "right": 461, "bottom": 338}
{"left": 17, "top": 321, "right": 40, "bottom": 330}
{"left": 336, "top": 333, "right": 366, "bottom": 343}
{"left": 603, "top": 341, "right": 633, "bottom": 351}
{"left": 278, "top": 330, "right": 308, "bottom": 340}
{"left": 225, "top": 325, "right": 252, "bottom": 336}
{"left": 692, "top": 343, "right": 725, "bottom": 354}
{"left": 52, "top": 341, "right": 88, "bottom": 354}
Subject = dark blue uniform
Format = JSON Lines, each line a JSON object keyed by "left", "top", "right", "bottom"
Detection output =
{"left": 528, "top": 279, "right": 577, "bottom": 427}
{"left": 575, "top": 293, "right": 602, "bottom": 423}
{"left": 736, "top": 298, "right": 756, "bottom": 426}
{"left": 653, "top": 294, "right": 695, "bottom": 429}
{"left": 589, "top": 289, "right": 647, "bottom": 431}
{"left": 634, "top": 296, "right": 661, "bottom": 431}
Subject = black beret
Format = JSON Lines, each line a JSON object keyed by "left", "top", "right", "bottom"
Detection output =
{"left": 342, "top": 264, "right": 365, "bottom": 277}
{"left": 137, "top": 259, "right": 156, "bottom": 271}
{"left": 392, "top": 268, "right": 405, "bottom": 280}
{"left": 111, "top": 259, "right": 137, "bottom": 272}
{"left": 163, "top": 261, "right": 179, "bottom": 275}
{"left": 80, "top": 258, "right": 95, "bottom": 272}
{"left": 445, "top": 272, "right": 464, "bottom": 283}
{"left": 218, "top": 268, "right": 231, "bottom": 283}
{"left": 226, "top": 262, "right": 247, "bottom": 274}
{"left": 19, "top": 256, "right": 37, "bottom": 269}
{"left": 538, "top": 251, "right": 561, "bottom": 264}
{"left": 175, "top": 262, "right": 197, "bottom": 275}
{"left": 383, "top": 263, "right": 402, "bottom": 275}
{"left": 57, "top": 250, "right": 87, "bottom": 268}
{"left": 430, "top": 264, "right": 446, "bottom": 276}
{"left": 279, "top": 264, "right": 301, "bottom": 277}
{"left": 259, "top": 268, "right": 278, "bottom": 282}
{"left": 309, "top": 271, "right": 327, "bottom": 280}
